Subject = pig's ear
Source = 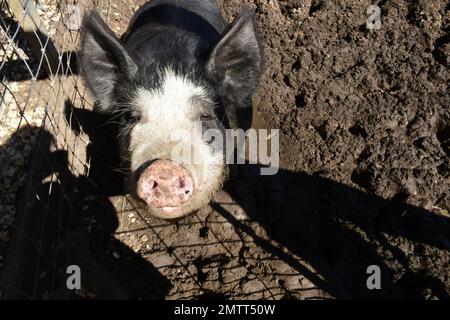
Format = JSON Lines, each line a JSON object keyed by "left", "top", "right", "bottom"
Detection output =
{"left": 80, "top": 11, "right": 137, "bottom": 112}
{"left": 207, "top": 8, "right": 263, "bottom": 110}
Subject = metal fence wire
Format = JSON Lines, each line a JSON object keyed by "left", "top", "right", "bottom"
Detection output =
{"left": 0, "top": 0, "right": 322, "bottom": 300}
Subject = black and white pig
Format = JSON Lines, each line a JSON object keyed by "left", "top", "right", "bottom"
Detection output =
{"left": 80, "top": 0, "right": 263, "bottom": 220}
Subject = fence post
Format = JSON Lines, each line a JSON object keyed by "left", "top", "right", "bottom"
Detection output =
{"left": 6, "top": 0, "right": 60, "bottom": 77}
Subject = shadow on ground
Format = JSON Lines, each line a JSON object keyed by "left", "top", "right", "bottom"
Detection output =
{"left": 0, "top": 106, "right": 170, "bottom": 299}
{"left": 218, "top": 162, "right": 450, "bottom": 299}
{"left": 1, "top": 104, "right": 449, "bottom": 299}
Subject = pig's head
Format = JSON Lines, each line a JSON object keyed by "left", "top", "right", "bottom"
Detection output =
{"left": 79, "top": 9, "right": 262, "bottom": 219}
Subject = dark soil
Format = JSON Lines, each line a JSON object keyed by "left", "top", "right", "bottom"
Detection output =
{"left": 1, "top": 0, "right": 449, "bottom": 300}
{"left": 224, "top": 0, "right": 450, "bottom": 299}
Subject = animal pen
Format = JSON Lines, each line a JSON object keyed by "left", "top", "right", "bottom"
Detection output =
{"left": 0, "top": 0, "right": 319, "bottom": 300}
{"left": 1, "top": 0, "right": 449, "bottom": 301}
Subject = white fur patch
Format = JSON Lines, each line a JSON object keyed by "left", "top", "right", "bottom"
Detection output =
{"left": 131, "top": 69, "right": 207, "bottom": 164}
{"left": 136, "top": 69, "right": 208, "bottom": 125}
{"left": 130, "top": 68, "right": 222, "bottom": 174}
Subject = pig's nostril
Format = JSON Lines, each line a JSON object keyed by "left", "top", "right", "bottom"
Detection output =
{"left": 143, "top": 180, "right": 157, "bottom": 193}
{"left": 174, "top": 177, "right": 185, "bottom": 189}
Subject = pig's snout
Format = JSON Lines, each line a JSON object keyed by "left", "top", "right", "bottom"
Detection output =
{"left": 137, "top": 160, "right": 194, "bottom": 211}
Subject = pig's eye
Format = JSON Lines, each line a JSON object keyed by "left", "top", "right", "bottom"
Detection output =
{"left": 204, "top": 135, "right": 216, "bottom": 145}
{"left": 125, "top": 112, "right": 141, "bottom": 123}
{"left": 200, "top": 113, "right": 211, "bottom": 121}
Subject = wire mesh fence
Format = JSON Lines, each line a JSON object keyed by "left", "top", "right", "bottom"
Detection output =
{"left": 0, "top": 0, "right": 323, "bottom": 300}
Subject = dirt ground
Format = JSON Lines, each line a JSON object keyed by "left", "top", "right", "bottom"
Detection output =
{"left": 236, "top": 0, "right": 450, "bottom": 298}
{"left": 1, "top": 0, "right": 449, "bottom": 300}
{"left": 238, "top": 0, "right": 450, "bottom": 299}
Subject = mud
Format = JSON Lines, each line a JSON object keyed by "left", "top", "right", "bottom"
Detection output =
{"left": 91, "top": 0, "right": 450, "bottom": 299}
{"left": 1, "top": 0, "right": 449, "bottom": 300}
{"left": 225, "top": 0, "right": 450, "bottom": 298}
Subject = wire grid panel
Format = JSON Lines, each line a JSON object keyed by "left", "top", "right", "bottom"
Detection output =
{"left": 0, "top": 0, "right": 57, "bottom": 299}
{"left": 0, "top": 0, "right": 323, "bottom": 300}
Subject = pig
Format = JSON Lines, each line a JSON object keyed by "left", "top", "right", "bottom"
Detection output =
{"left": 79, "top": 0, "right": 263, "bottom": 220}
